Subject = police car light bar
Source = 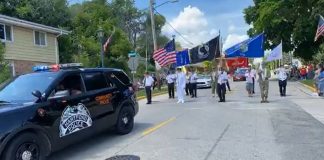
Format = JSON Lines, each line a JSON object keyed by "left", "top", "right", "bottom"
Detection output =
{"left": 32, "top": 63, "right": 83, "bottom": 72}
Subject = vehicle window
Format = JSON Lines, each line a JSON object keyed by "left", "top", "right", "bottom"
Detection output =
{"left": 82, "top": 72, "right": 108, "bottom": 91}
{"left": 0, "top": 72, "right": 57, "bottom": 103}
{"left": 49, "top": 74, "right": 84, "bottom": 98}
{"left": 113, "top": 71, "right": 131, "bottom": 85}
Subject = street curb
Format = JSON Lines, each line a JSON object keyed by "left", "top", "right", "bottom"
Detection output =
{"left": 137, "top": 92, "right": 168, "bottom": 101}
{"left": 298, "top": 82, "right": 316, "bottom": 92}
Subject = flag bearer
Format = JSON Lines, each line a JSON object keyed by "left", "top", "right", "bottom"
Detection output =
{"left": 258, "top": 62, "right": 271, "bottom": 103}
{"left": 217, "top": 67, "right": 227, "bottom": 102}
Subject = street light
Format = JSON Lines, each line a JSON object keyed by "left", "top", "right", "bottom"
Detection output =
{"left": 97, "top": 27, "right": 104, "bottom": 68}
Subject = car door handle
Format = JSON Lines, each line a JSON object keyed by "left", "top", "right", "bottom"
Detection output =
{"left": 80, "top": 98, "right": 90, "bottom": 103}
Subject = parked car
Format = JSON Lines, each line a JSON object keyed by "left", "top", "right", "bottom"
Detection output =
{"left": 196, "top": 75, "right": 212, "bottom": 88}
{"left": 233, "top": 68, "right": 248, "bottom": 81}
{"left": 0, "top": 63, "right": 138, "bottom": 160}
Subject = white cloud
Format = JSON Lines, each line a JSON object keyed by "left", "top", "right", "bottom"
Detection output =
{"left": 162, "top": 6, "right": 217, "bottom": 48}
{"left": 223, "top": 34, "right": 249, "bottom": 51}
{"left": 228, "top": 25, "right": 236, "bottom": 33}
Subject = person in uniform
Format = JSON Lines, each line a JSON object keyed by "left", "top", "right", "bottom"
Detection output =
{"left": 189, "top": 70, "right": 198, "bottom": 98}
{"left": 258, "top": 62, "right": 271, "bottom": 103}
{"left": 277, "top": 65, "right": 288, "bottom": 97}
{"left": 251, "top": 66, "right": 257, "bottom": 94}
{"left": 176, "top": 68, "right": 186, "bottom": 103}
{"left": 143, "top": 72, "right": 154, "bottom": 104}
{"left": 166, "top": 72, "right": 176, "bottom": 99}
{"left": 185, "top": 72, "right": 190, "bottom": 96}
{"left": 211, "top": 67, "right": 218, "bottom": 97}
{"left": 217, "top": 67, "right": 227, "bottom": 102}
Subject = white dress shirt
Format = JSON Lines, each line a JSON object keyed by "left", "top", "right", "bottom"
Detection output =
{"left": 251, "top": 69, "right": 256, "bottom": 78}
{"left": 218, "top": 71, "right": 227, "bottom": 84}
{"left": 166, "top": 74, "right": 176, "bottom": 84}
{"left": 143, "top": 76, "right": 154, "bottom": 87}
{"left": 278, "top": 68, "right": 287, "bottom": 81}
{"left": 245, "top": 71, "right": 254, "bottom": 83}
{"left": 190, "top": 73, "right": 198, "bottom": 83}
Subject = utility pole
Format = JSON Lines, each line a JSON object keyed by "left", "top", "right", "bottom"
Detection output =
{"left": 149, "top": 0, "right": 157, "bottom": 51}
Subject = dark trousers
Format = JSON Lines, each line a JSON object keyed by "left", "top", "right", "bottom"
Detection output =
{"left": 252, "top": 77, "right": 255, "bottom": 93}
{"left": 279, "top": 80, "right": 287, "bottom": 96}
{"left": 226, "top": 81, "right": 231, "bottom": 91}
{"left": 168, "top": 83, "right": 175, "bottom": 98}
{"left": 190, "top": 83, "right": 197, "bottom": 97}
{"left": 217, "top": 83, "right": 226, "bottom": 102}
{"left": 185, "top": 83, "right": 190, "bottom": 95}
{"left": 145, "top": 86, "right": 152, "bottom": 103}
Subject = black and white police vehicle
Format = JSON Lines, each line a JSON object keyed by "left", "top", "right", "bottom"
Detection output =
{"left": 0, "top": 63, "right": 138, "bottom": 160}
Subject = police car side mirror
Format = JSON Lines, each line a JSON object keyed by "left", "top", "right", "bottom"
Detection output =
{"left": 32, "top": 90, "right": 42, "bottom": 99}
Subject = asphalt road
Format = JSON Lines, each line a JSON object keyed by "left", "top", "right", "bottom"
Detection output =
{"left": 49, "top": 81, "right": 324, "bottom": 160}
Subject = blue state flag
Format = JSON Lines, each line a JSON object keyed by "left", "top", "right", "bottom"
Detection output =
{"left": 266, "top": 42, "right": 282, "bottom": 62}
{"left": 176, "top": 49, "right": 190, "bottom": 67}
{"left": 225, "top": 33, "right": 264, "bottom": 58}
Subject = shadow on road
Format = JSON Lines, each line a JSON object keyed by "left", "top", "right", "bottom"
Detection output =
{"left": 48, "top": 123, "right": 152, "bottom": 159}
{"left": 106, "top": 155, "right": 140, "bottom": 160}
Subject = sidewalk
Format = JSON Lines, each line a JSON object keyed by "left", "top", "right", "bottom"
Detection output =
{"left": 293, "top": 82, "right": 324, "bottom": 124}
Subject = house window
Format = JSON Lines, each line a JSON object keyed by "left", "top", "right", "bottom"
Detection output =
{"left": 34, "top": 31, "right": 46, "bottom": 46}
{"left": 0, "top": 24, "right": 13, "bottom": 41}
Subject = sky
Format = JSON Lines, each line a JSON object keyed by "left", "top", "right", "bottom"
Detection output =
{"left": 70, "top": 0, "right": 254, "bottom": 50}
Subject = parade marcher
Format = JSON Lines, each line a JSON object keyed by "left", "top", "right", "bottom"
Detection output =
{"left": 278, "top": 65, "right": 288, "bottom": 97}
{"left": 314, "top": 64, "right": 323, "bottom": 95}
{"left": 185, "top": 72, "right": 190, "bottom": 96}
{"left": 143, "top": 72, "right": 154, "bottom": 104}
{"left": 251, "top": 66, "right": 257, "bottom": 94}
{"left": 258, "top": 62, "right": 271, "bottom": 103}
{"left": 211, "top": 67, "right": 218, "bottom": 97}
{"left": 217, "top": 67, "right": 227, "bottom": 102}
{"left": 176, "top": 68, "right": 186, "bottom": 103}
{"left": 245, "top": 67, "right": 254, "bottom": 97}
{"left": 189, "top": 70, "right": 198, "bottom": 98}
{"left": 225, "top": 72, "right": 231, "bottom": 92}
{"left": 166, "top": 72, "right": 176, "bottom": 99}
{"left": 152, "top": 74, "right": 157, "bottom": 90}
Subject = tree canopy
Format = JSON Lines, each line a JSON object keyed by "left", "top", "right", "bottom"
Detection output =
{"left": 244, "top": 0, "right": 324, "bottom": 61}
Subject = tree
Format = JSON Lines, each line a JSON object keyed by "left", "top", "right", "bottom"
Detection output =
{"left": 244, "top": 0, "right": 324, "bottom": 61}
{"left": 0, "top": 44, "right": 10, "bottom": 83}
{"left": 313, "top": 44, "right": 324, "bottom": 64}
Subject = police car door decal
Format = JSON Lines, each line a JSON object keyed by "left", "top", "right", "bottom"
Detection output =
{"left": 59, "top": 103, "right": 92, "bottom": 137}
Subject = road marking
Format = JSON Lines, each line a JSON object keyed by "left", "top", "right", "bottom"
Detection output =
{"left": 142, "top": 117, "right": 176, "bottom": 136}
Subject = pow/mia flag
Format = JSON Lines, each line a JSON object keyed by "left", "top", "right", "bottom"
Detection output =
{"left": 189, "top": 36, "right": 220, "bottom": 64}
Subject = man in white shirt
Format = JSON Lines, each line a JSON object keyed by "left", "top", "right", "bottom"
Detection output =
{"left": 143, "top": 72, "right": 154, "bottom": 104}
{"left": 217, "top": 67, "right": 227, "bottom": 102}
{"left": 189, "top": 70, "right": 198, "bottom": 98}
{"left": 251, "top": 66, "right": 257, "bottom": 94}
{"left": 176, "top": 68, "right": 186, "bottom": 103}
{"left": 166, "top": 72, "right": 176, "bottom": 99}
{"left": 245, "top": 67, "right": 254, "bottom": 97}
{"left": 277, "top": 65, "right": 288, "bottom": 96}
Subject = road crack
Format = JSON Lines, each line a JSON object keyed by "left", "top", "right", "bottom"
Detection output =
{"left": 203, "top": 124, "right": 230, "bottom": 160}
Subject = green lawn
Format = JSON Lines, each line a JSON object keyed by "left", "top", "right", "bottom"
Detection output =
{"left": 300, "top": 79, "right": 315, "bottom": 88}
{"left": 136, "top": 87, "right": 168, "bottom": 98}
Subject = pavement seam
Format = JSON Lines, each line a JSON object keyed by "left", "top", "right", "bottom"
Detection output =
{"left": 203, "top": 124, "right": 230, "bottom": 160}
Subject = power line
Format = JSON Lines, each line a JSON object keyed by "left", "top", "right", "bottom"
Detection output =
{"left": 153, "top": 8, "right": 195, "bottom": 47}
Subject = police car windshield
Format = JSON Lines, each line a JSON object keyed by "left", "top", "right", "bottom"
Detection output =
{"left": 0, "top": 72, "right": 57, "bottom": 103}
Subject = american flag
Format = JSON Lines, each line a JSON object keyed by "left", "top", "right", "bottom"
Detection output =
{"left": 315, "top": 15, "right": 324, "bottom": 42}
{"left": 153, "top": 39, "right": 176, "bottom": 67}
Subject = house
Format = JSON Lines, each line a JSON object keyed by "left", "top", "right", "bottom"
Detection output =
{"left": 0, "top": 14, "right": 70, "bottom": 76}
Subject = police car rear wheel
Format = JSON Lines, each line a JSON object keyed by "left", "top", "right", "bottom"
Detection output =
{"left": 116, "top": 106, "right": 134, "bottom": 135}
{"left": 4, "top": 133, "right": 46, "bottom": 160}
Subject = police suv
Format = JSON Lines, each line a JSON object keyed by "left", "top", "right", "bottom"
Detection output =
{"left": 0, "top": 63, "right": 139, "bottom": 160}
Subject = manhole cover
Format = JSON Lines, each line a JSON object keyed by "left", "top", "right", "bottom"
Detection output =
{"left": 106, "top": 155, "right": 140, "bottom": 160}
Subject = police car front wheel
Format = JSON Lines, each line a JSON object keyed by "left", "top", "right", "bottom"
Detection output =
{"left": 3, "top": 132, "right": 46, "bottom": 160}
{"left": 116, "top": 106, "right": 134, "bottom": 135}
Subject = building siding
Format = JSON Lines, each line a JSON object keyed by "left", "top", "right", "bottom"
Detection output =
{"left": 4, "top": 26, "right": 57, "bottom": 63}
